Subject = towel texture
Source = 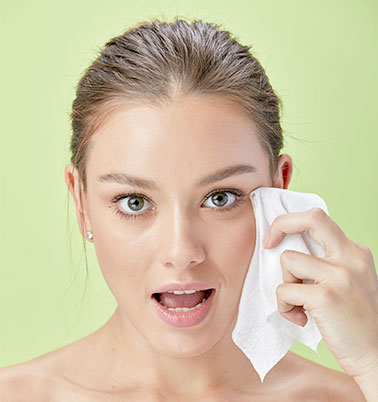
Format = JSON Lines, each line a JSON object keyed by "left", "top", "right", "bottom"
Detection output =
{"left": 232, "top": 187, "right": 329, "bottom": 382}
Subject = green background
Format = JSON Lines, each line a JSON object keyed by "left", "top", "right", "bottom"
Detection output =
{"left": 1, "top": 0, "right": 377, "bottom": 374}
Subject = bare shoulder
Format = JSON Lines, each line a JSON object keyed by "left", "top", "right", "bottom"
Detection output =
{"left": 285, "top": 352, "right": 366, "bottom": 401}
{"left": 0, "top": 338, "right": 93, "bottom": 402}
{"left": 0, "top": 360, "right": 50, "bottom": 402}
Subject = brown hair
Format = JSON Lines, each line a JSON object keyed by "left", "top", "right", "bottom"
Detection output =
{"left": 69, "top": 17, "right": 284, "bottom": 194}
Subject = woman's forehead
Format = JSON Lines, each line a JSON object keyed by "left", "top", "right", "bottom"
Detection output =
{"left": 87, "top": 96, "right": 264, "bottom": 163}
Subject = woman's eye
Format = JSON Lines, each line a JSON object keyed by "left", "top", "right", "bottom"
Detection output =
{"left": 119, "top": 195, "right": 152, "bottom": 214}
{"left": 110, "top": 188, "right": 246, "bottom": 221}
{"left": 203, "top": 190, "right": 240, "bottom": 209}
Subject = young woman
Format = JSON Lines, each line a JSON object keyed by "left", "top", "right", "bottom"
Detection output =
{"left": 1, "top": 18, "right": 376, "bottom": 401}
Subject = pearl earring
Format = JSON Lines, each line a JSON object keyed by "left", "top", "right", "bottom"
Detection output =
{"left": 87, "top": 231, "right": 93, "bottom": 240}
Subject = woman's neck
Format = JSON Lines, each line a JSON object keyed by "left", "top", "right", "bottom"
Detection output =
{"left": 78, "top": 307, "right": 266, "bottom": 397}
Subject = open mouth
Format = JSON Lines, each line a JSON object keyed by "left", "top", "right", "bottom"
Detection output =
{"left": 152, "top": 288, "right": 214, "bottom": 311}
{"left": 151, "top": 288, "right": 216, "bottom": 327}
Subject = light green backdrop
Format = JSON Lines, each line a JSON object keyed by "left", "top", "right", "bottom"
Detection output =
{"left": 1, "top": 0, "right": 377, "bottom": 374}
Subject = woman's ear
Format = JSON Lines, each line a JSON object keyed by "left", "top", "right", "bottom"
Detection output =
{"left": 272, "top": 154, "right": 293, "bottom": 189}
{"left": 64, "top": 164, "right": 92, "bottom": 240}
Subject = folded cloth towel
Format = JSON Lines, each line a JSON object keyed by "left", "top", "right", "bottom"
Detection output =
{"left": 232, "top": 186, "right": 329, "bottom": 383}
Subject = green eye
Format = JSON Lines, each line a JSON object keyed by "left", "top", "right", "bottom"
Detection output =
{"left": 203, "top": 190, "right": 238, "bottom": 208}
{"left": 110, "top": 188, "right": 246, "bottom": 221}
{"left": 119, "top": 195, "right": 151, "bottom": 213}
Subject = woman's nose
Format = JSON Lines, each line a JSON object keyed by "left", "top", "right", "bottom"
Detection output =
{"left": 157, "top": 208, "right": 206, "bottom": 270}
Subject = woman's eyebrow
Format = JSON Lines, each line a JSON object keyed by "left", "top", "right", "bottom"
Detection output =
{"left": 96, "top": 164, "right": 258, "bottom": 190}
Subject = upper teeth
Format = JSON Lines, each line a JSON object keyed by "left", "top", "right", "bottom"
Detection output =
{"left": 168, "top": 289, "right": 198, "bottom": 294}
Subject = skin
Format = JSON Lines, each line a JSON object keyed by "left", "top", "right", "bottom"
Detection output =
{"left": 0, "top": 94, "right": 368, "bottom": 402}
{"left": 63, "top": 94, "right": 294, "bottom": 398}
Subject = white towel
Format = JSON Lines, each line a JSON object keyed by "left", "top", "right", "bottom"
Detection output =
{"left": 232, "top": 186, "right": 329, "bottom": 383}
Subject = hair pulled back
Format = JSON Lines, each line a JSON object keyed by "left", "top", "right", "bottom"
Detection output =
{"left": 69, "top": 17, "right": 284, "bottom": 193}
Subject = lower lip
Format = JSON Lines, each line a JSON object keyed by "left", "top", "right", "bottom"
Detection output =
{"left": 151, "top": 289, "right": 216, "bottom": 328}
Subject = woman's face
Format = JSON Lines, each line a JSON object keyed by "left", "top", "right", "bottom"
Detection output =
{"left": 67, "top": 95, "right": 290, "bottom": 358}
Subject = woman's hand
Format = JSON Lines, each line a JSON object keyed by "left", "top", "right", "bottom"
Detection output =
{"left": 264, "top": 207, "right": 378, "bottom": 380}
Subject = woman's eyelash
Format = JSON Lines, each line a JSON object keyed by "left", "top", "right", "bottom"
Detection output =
{"left": 109, "top": 188, "right": 247, "bottom": 221}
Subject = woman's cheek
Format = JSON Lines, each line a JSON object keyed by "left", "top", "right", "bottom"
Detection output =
{"left": 92, "top": 225, "right": 146, "bottom": 300}
{"left": 219, "top": 212, "right": 256, "bottom": 291}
